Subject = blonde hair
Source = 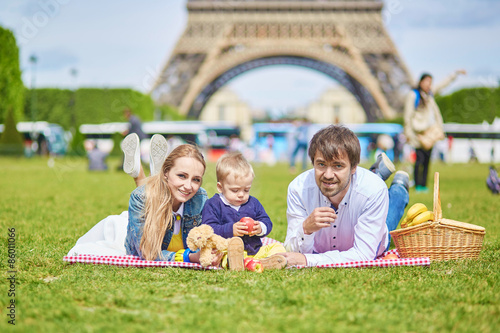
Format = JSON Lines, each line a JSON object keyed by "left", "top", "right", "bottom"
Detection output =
{"left": 216, "top": 151, "right": 254, "bottom": 183}
{"left": 141, "top": 144, "right": 206, "bottom": 260}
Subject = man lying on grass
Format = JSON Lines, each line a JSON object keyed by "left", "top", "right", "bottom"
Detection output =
{"left": 279, "top": 125, "right": 410, "bottom": 266}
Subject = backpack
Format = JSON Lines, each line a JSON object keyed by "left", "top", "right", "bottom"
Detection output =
{"left": 486, "top": 166, "right": 500, "bottom": 194}
{"left": 413, "top": 89, "right": 433, "bottom": 109}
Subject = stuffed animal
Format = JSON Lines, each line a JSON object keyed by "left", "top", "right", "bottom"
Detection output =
{"left": 186, "top": 225, "right": 228, "bottom": 267}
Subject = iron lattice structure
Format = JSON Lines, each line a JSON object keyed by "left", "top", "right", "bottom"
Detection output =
{"left": 151, "top": 0, "right": 413, "bottom": 121}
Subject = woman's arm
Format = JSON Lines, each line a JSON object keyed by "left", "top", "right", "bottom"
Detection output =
{"left": 433, "top": 69, "right": 466, "bottom": 95}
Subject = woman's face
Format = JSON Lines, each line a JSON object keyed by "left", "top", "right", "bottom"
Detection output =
{"left": 166, "top": 157, "right": 205, "bottom": 211}
{"left": 419, "top": 76, "right": 433, "bottom": 93}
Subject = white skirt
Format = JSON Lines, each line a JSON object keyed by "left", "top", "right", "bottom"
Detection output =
{"left": 66, "top": 211, "right": 129, "bottom": 256}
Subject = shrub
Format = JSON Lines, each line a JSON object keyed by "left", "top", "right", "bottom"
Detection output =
{"left": 68, "top": 127, "right": 86, "bottom": 156}
{"left": 0, "top": 108, "right": 24, "bottom": 156}
{"left": 110, "top": 132, "right": 124, "bottom": 157}
{"left": 436, "top": 87, "right": 500, "bottom": 123}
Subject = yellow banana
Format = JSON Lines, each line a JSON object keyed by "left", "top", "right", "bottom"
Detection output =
{"left": 400, "top": 217, "right": 408, "bottom": 228}
{"left": 406, "top": 203, "right": 427, "bottom": 221}
{"left": 407, "top": 211, "right": 434, "bottom": 227}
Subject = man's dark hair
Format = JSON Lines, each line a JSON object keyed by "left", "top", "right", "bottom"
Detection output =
{"left": 308, "top": 125, "right": 360, "bottom": 167}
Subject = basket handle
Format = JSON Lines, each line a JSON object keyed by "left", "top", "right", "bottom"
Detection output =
{"left": 433, "top": 172, "right": 442, "bottom": 220}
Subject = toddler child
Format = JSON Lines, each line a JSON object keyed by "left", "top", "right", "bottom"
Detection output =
{"left": 202, "top": 151, "right": 286, "bottom": 270}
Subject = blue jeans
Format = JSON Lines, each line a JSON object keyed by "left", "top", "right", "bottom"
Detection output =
{"left": 290, "top": 141, "right": 308, "bottom": 170}
{"left": 385, "top": 183, "right": 409, "bottom": 251}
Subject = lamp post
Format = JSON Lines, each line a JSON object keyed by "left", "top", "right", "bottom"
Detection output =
{"left": 69, "top": 67, "right": 78, "bottom": 133}
{"left": 29, "top": 54, "right": 38, "bottom": 155}
{"left": 29, "top": 54, "right": 37, "bottom": 121}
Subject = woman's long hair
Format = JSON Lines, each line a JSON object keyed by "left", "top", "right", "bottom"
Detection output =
{"left": 415, "top": 73, "right": 432, "bottom": 108}
{"left": 140, "top": 144, "right": 206, "bottom": 260}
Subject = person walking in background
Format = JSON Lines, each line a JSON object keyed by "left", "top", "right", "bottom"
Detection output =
{"left": 404, "top": 70, "right": 466, "bottom": 193}
{"left": 122, "top": 108, "right": 147, "bottom": 140}
{"left": 290, "top": 119, "right": 310, "bottom": 172}
{"left": 118, "top": 108, "right": 148, "bottom": 171}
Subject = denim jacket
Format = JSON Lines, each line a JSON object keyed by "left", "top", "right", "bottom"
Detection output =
{"left": 125, "top": 185, "right": 207, "bottom": 261}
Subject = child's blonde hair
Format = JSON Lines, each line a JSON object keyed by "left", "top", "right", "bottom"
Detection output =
{"left": 216, "top": 151, "right": 254, "bottom": 182}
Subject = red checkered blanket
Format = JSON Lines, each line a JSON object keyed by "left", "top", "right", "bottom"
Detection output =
{"left": 63, "top": 237, "right": 430, "bottom": 269}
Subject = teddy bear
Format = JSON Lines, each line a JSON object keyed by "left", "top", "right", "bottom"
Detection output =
{"left": 186, "top": 225, "right": 228, "bottom": 267}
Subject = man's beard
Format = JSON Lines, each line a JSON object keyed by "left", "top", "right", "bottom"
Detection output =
{"left": 319, "top": 175, "right": 351, "bottom": 199}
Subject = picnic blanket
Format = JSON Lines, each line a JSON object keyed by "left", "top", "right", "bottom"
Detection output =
{"left": 65, "top": 211, "right": 430, "bottom": 269}
{"left": 63, "top": 248, "right": 430, "bottom": 270}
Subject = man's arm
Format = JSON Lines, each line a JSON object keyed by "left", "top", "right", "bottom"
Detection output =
{"left": 303, "top": 187, "right": 389, "bottom": 266}
{"left": 284, "top": 185, "right": 335, "bottom": 254}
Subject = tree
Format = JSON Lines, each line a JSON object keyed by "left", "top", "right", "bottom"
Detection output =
{"left": 0, "top": 108, "right": 24, "bottom": 156}
{"left": 0, "top": 26, "right": 25, "bottom": 123}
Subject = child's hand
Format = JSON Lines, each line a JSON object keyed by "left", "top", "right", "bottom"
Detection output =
{"left": 248, "top": 222, "right": 262, "bottom": 237}
{"left": 233, "top": 221, "right": 248, "bottom": 237}
{"left": 211, "top": 250, "right": 224, "bottom": 267}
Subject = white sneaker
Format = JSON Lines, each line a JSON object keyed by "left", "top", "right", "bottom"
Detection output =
{"left": 121, "top": 133, "right": 140, "bottom": 178}
{"left": 149, "top": 134, "right": 169, "bottom": 176}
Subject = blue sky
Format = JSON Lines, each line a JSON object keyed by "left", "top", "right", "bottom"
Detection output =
{"left": 1, "top": 0, "right": 499, "bottom": 112}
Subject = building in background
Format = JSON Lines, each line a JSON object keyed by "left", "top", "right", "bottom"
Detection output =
{"left": 199, "top": 87, "right": 253, "bottom": 141}
{"left": 296, "top": 86, "right": 366, "bottom": 124}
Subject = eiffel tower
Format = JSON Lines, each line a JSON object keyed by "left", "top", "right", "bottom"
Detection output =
{"left": 151, "top": 0, "right": 413, "bottom": 122}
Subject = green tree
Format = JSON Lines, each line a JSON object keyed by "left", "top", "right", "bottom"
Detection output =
{"left": 0, "top": 108, "right": 24, "bottom": 156}
{"left": 0, "top": 26, "right": 25, "bottom": 123}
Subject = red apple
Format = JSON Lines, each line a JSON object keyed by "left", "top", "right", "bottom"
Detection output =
{"left": 244, "top": 257, "right": 264, "bottom": 273}
{"left": 382, "top": 253, "right": 399, "bottom": 260}
{"left": 240, "top": 217, "right": 255, "bottom": 235}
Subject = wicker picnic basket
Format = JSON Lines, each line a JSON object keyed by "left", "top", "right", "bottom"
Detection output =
{"left": 390, "top": 172, "right": 486, "bottom": 261}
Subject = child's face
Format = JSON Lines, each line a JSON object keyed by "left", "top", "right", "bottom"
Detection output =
{"left": 217, "top": 173, "right": 254, "bottom": 207}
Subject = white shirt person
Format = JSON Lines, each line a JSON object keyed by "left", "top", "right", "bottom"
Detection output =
{"left": 285, "top": 167, "right": 389, "bottom": 266}
{"left": 279, "top": 125, "right": 409, "bottom": 267}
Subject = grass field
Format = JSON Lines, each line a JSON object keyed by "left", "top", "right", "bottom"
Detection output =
{"left": 1, "top": 156, "right": 499, "bottom": 332}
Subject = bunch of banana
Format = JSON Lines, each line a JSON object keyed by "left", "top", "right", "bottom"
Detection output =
{"left": 401, "top": 203, "right": 435, "bottom": 228}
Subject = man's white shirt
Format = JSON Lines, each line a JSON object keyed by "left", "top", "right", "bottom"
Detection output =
{"left": 284, "top": 167, "right": 389, "bottom": 266}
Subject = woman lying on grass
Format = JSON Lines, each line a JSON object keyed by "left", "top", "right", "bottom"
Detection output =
{"left": 122, "top": 134, "right": 222, "bottom": 265}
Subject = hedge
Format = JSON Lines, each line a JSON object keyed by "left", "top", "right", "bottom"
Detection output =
{"left": 436, "top": 86, "right": 500, "bottom": 124}
{"left": 24, "top": 88, "right": 157, "bottom": 129}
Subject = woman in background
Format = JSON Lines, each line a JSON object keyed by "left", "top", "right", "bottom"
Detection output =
{"left": 404, "top": 70, "right": 466, "bottom": 192}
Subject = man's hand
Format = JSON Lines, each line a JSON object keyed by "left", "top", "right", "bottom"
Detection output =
{"left": 233, "top": 221, "right": 248, "bottom": 237}
{"left": 302, "top": 207, "right": 336, "bottom": 235}
{"left": 278, "top": 252, "right": 307, "bottom": 266}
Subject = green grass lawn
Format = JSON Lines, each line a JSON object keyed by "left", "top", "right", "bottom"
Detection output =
{"left": 1, "top": 157, "right": 499, "bottom": 332}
